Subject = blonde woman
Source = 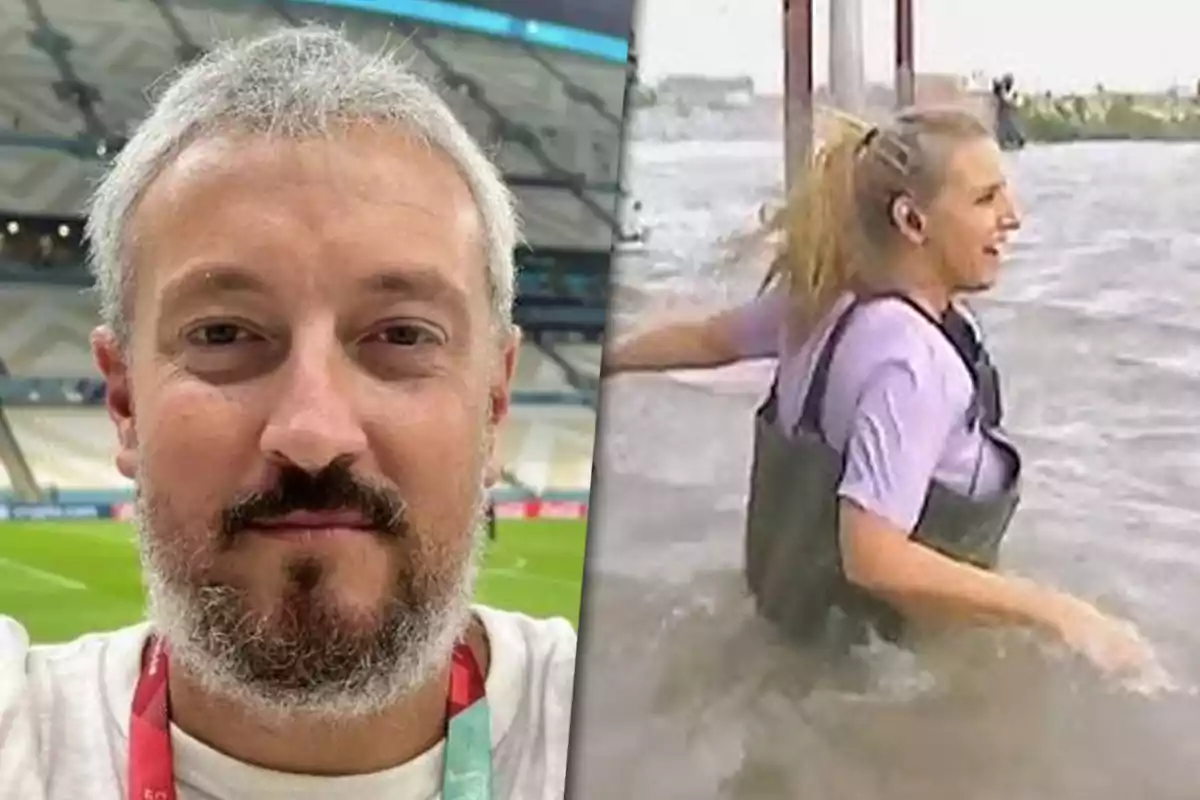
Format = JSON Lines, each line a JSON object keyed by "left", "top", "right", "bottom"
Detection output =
{"left": 605, "top": 107, "right": 1155, "bottom": 678}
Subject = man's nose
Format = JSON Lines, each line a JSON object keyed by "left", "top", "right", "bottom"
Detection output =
{"left": 259, "top": 343, "right": 367, "bottom": 473}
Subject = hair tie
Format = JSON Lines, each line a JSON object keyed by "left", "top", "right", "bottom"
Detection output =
{"left": 856, "top": 126, "right": 880, "bottom": 154}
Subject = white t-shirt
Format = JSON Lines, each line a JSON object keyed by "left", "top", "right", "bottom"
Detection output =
{"left": 0, "top": 605, "right": 575, "bottom": 800}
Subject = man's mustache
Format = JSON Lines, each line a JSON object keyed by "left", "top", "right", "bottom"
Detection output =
{"left": 218, "top": 457, "right": 408, "bottom": 544}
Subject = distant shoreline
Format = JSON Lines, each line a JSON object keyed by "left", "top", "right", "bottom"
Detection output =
{"left": 627, "top": 97, "right": 1200, "bottom": 145}
{"left": 1017, "top": 100, "right": 1200, "bottom": 143}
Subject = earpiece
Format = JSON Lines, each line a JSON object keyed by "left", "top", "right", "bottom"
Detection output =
{"left": 905, "top": 207, "right": 923, "bottom": 233}
{"left": 890, "top": 194, "right": 925, "bottom": 238}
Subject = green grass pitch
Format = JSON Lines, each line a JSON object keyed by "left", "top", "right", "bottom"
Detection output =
{"left": 0, "top": 518, "right": 585, "bottom": 643}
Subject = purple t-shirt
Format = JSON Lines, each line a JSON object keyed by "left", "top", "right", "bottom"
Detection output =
{"left": 730, "top": 289, "right": 1012, "bottom": 533}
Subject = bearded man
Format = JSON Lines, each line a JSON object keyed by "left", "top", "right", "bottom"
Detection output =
{"left": 0, "top": 25, "right": 575, "bottom": 800}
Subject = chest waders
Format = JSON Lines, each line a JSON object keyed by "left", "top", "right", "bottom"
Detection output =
{"left": 743, "top": 294, "right": 1023, "bottom": 644}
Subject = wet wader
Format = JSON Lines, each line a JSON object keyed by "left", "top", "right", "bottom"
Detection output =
{"left": 743, "top": 294, "right": 1023, "bottom": 644}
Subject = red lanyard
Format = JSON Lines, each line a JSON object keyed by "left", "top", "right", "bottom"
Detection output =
{"left": 127, "top": 634, "right": 487, "bottom": 800}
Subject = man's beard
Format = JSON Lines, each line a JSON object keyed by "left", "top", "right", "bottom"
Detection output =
{"left": 135, "top": 460, "right": 489, "bottom": 721}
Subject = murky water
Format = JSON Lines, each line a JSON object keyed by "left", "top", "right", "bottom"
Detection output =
{"left": 569, "top": 137, "right": 1200, "bottom": 798}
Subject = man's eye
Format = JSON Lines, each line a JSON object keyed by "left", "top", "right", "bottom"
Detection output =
{"left": 372, "top": 324, "right": 441, "bottom": 347}
{"left": 185, "top": 323, "right": 255, "bottom": 347}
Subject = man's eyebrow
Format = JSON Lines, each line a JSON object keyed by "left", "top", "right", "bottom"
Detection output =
{"left": 358, "top": 267, "right": 470, "bottom": 307}
{"left": 159, "top": 264, "right": 270, "bottom": 311}
{"left": 156, "top": 261, "right": 475, "bottom": 318}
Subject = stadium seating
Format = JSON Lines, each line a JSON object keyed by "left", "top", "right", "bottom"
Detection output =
{"left": 2, "top": 407, "right": 130, "bottom": 502}
{"left": 0, "top": 0, "right": 623, "bottom": 250}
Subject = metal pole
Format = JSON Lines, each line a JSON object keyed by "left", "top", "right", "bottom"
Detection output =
{"left": 783, "top": 0, "right": 813, "bottom": 183}
{"left": 895, "top": 0, "right": 915, "bottom": 108}
{"left": 829, "top": 0, "right": 865, "bottom": 114}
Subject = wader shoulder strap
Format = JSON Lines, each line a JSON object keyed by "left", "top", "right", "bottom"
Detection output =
{"left": 794, "top": 292, "right": 999, "bottom": 438}
{"left": 796, "top": 297, "right": 868, "bottom": 438}
{"left": 886, "top": 294, "right": 983, "bottom": 399}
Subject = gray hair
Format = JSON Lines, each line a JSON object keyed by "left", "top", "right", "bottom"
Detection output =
{"left": 85, "top": 24, "right": 521, "bottom": 344}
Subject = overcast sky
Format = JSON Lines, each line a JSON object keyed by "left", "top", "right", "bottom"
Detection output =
{"left": 635, "top": 0, "right": 1200, "bottom": 93}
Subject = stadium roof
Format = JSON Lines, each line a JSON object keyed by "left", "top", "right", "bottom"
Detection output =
{"left": 0, "top": 0, "right": 633, "bottom": 250}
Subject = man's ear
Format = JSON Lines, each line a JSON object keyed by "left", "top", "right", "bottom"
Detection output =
{"left": 484, "top": 456, "right": 501, "bottom": 489}
{"left": 483, "top": 324, "right": 520, "bottom": 480}
{"left": 488, "top": 325, "right": 520, "bottom": 428}
{"left": 91, "top": 327, "right": 138, "bottom": 479}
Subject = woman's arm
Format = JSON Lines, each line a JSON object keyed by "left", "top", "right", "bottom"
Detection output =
{"left": 603, "top": 290, "right": 785, "bottom": 376}
{"left": 601, "top": 310, "right": 742, "bottom": 374}
{"left": 842, "top": 500, "right": 1079, "bottom": 634}
{"left": 834, "top": 349, "right": 1152, "bottom": 673}
{"left": 834, "top": 353, "right": 1076, "bottom": 628}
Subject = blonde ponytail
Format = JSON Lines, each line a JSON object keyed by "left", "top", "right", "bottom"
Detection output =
{"left": 767, "top": 113, "right": 874, "bottom": 330}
